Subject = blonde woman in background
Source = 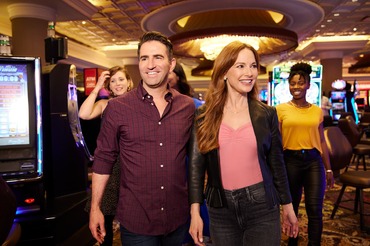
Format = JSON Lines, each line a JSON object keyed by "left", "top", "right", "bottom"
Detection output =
{"left": 79, "top": 66, "right": 133, "bottom": 120}
{"left": 80, "top": 66, "right": 133, "bottom": 246}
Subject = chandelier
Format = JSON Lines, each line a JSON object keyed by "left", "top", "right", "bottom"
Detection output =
{"left": 199, "top": 35, "right": 260, "bottom": 60}
{"left": 169, "top": 9, "right": 298, "bottom": 61}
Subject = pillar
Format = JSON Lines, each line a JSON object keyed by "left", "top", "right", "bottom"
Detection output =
{"left": 7, "top": 3, "right": 56, "bottom": 65}
{"left": 319, "top": 51, "right": 343, "bottom": 94}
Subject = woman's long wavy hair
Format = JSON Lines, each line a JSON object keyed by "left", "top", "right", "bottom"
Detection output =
{"left": 197, "top": 41, "right": 260, "bottom": 153}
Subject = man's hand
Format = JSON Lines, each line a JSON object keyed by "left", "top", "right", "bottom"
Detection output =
{"left": 89, "top": 207, "right": 106, "bottom": 244}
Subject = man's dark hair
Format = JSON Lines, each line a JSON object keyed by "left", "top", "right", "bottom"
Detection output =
{"left": 137, "top": 31, "right": 173, "bottom": 59}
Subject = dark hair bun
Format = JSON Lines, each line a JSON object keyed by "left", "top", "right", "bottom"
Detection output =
{"left": 290, "top": 62, "right": 312, "bottom": 75}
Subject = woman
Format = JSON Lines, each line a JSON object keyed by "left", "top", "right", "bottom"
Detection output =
{"left": 79, "top": 66, "right": 133, "bottom": 120}
{"left": 167, "top": 63, "right": 203, "bottom": 109}
{"left": 276, "top": 62, "right": 334, "bottom": 246}
{"left": 188, "top": 41, "right": 298, "bottom": 246}
{"left": 80, "top": 66, "right": 133, "bottom": 246}
{"left": 321, "top": 91, "right": 332, "bottom": 116}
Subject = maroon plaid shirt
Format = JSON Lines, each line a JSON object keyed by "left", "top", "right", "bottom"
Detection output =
{"left": 93, "top": 81, "right": 195, "bottom": 235}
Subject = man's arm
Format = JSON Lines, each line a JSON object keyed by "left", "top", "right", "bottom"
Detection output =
{"left": 89, "top": 172, "right": 110, "bottom": 244}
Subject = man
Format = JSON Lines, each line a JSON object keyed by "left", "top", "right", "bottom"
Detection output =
{"left": 321, "top": 91, "right": 332, "bottom": 116}
{"left": 89, "top": 31, "right": 195, "bottom": 246}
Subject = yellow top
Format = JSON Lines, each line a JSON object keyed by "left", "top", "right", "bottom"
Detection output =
{"left": 276, "top": 103, "right": 323, "bottom": 153}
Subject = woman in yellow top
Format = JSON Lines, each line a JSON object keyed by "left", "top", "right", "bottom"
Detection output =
{"left": 276, "top": 62, "right": 334, "bottom": 246}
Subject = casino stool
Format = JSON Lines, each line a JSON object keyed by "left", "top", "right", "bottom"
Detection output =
{"left": 330, "top": 171, "right": 370, "bottom": 231}
{"left": 338, "top": 116, "right": 370, "bottom": 170}
{"left": 323, "top": 115, "right": 334, "bottom": 128}
{"left": 0, "top": 177, "right": 21, "bottom": 246}
{"left": 324, "top": 126, "right": 370, "bottom": 231}
{"left": 359, "top": 112, "right": 370, "bottom": 130}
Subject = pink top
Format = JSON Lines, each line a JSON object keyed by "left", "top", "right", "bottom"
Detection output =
{"left": 219, "top": 122, "right": 263, "bottom": 190}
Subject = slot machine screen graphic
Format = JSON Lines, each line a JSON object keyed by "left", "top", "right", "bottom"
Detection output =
{"left": 0, "top": 64, "right": 30, "bottom": 146}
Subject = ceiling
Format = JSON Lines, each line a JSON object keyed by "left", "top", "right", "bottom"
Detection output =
{"left": 0, "top": 0, "right": 370, "bottom": 78}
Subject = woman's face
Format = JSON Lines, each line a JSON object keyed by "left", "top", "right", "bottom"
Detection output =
{"left": 109, "top": 71, "right": 130, "bottom": 96}
{"left": 167, "top": 70, "right": 179, "bottom": 91}
{"left": 225, "top": 48, "right": 258, "bottom": 95}
{"left": 289, "top": 74, "right": 310, "bottom": 100}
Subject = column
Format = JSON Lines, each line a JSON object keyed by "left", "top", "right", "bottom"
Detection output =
{"left": 319, "top": 51, "right": 343, "bottom": 94}
{"left": 7, "top": 3, "right": 56, "bottom": 65}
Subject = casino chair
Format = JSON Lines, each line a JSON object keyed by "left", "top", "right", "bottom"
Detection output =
{"left": 0, "top": 177, "right": 21, "bottom": 246}
{"left": 359, "top": 112, "right": 370, "bottom": 132}
{"left": 324, "top": 126, "right": 370, "bottom": 231}
{"left": 323, "top": 115, "right": 334, "bottom": 128}
{"left": 338, "top": 115, "right": 370, "bottom": 170}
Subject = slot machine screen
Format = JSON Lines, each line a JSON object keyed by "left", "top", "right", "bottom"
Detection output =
{"left": 0, "top": 57, "right": 42, "bottom": 179}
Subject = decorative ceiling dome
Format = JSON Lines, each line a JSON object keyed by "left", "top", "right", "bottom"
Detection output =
{"left": 169, "top": 9, "right": 298, "bottom": 60}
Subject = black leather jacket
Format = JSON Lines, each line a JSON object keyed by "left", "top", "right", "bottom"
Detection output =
{"left": 188, "top": 98, "right": 292, "bottom": 208}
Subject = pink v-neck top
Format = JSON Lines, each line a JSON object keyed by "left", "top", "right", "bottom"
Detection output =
{"left": 219, "top": 122, "right": 263, "bottom": 190}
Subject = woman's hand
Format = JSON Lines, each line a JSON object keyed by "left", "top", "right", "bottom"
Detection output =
{"left": 96, "top": 71, "right": 110, "bottom": 90}
{"left": 189, "top": 203, "right": 206, "bottom": 246}
{"left": 281, "top": 203, "right": 299, "bottom": 238}
{"left": 326, "top": 171, "right": 335, "bottom": 189}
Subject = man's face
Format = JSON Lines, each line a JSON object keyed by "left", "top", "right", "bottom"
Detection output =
{"left": 138, "top": 40, "right": 175, "bottom": 90}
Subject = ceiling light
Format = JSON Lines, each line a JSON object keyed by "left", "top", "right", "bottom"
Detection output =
{"left": 169, "top": 9, "right": 298, "bottom": 60}
{"left": 199, "top": 35, "right": 260, "bottom": 60}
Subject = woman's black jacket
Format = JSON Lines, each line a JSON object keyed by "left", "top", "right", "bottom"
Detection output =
{"left": 188, "top": 98, "right": 292, "bottom": 208}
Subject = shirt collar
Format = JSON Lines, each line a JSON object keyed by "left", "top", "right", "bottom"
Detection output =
{"left": 137, "top": 80, "right": 174, "bottom": 102}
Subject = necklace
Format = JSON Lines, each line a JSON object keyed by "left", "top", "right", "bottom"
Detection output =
{"left": 289, "top": 100, "right": 311, "bottom": 109}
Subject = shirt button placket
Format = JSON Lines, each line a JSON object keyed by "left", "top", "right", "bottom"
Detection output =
{"left": 158, "top": 121, "right": 165, "bottom": 214}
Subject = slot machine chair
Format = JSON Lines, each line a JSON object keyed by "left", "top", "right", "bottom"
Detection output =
{"left": 0, "top": 177, "right": 21, "bottom": 246}
{"left": 324, "top": 126, "right": 370, "bottom": 231}
{"left": 359, "top": 112, "right": 370, "bottom": 131}
{"left": 338, "top": 116, "right": 370, "bottom": 170}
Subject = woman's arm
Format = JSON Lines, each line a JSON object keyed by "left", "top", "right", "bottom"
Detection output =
{"left": 319, "top": 122, "right": 334, "bottom": 189}
{"left": 269, "top": 107, "right": 292, "bottom": 204}
{"left": 79, "top": 71, "right": 110, "bottom": 120}
{"left": 188, "top": 110, "right": 207, "bottom": 245}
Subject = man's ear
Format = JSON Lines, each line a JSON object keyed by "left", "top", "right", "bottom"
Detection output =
{"left": 169, "top": 58, "right": 176, "bottom": 73}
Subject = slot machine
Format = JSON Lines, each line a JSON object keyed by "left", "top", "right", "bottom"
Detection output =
{"left": 330, "top": 90, "right": 347, "bottom": 122}
{"left": 0, "top": 57, "right": 93, "bottom": 244}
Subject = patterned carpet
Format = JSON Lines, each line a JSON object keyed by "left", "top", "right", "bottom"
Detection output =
{"left": 106, "top": 183, "right": 370, "bottom": 246}
{"left": 281, "top": 183, "right": 370, "bottom": 246}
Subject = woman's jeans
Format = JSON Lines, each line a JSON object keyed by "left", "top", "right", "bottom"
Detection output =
{"left": 284, "top": 149, "right": 326, "bottom": 246}
{"left": 207, "top": 182, "right": 281, "bottom": 246}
